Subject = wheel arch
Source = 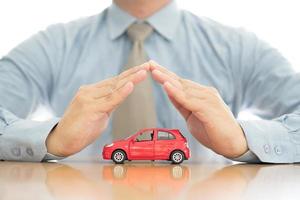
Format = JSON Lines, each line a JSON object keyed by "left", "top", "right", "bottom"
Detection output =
{"left": 169, "top": 149, "right": 186, "bottom": 160}
{"left": 111, "top": 149, "right": 128, "bottom": 160}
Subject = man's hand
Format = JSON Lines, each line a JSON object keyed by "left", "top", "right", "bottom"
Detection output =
{"left": 149, "top": 61, "right": 248, "bottom": 158}
{"left": 46, "top": 64, "right": 149, "bottom": 157}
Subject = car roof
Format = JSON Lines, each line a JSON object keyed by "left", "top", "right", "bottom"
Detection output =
{"left": 130, "top": 128, "right": 185, "bottom": 139}
{"left": 139, "top": 128, "right": 180, "bottom": 132}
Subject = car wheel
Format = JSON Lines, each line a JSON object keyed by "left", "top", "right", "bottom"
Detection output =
{"left": 113, "top": 165, "right": 126, "bottom": 179}
{"left": 170, "top": 150, "right": 184, "bottom": 164}
{"left": 112, "top": 150, "right": 126, "bottom": 164}
{"left": 171, "top": 166, "right": 183, "bottom": 179}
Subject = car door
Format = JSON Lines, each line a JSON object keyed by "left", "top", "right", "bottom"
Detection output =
{"left": 154, "top": 130, "right": 176, "bottom": 160}
{"left": 129, "top": 130, "right": 154, "bottom": 160}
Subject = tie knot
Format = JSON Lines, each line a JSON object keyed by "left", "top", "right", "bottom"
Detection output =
{"left": 127, "top": 23, "right": 153, "bottom": 42}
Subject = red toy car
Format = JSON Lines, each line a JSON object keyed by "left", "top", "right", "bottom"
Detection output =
{"left": 102, "top": 128, "right": 190, "bottom": 164}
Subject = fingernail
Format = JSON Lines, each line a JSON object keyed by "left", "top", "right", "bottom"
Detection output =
{"left": 149, "top": 60, "right": 158, "bottom": 66}
{"left": 164, "top": 81, "right": 172, "bottom": 87}
{"left": 143, "top": 62, "right": 150, "bottom": 70}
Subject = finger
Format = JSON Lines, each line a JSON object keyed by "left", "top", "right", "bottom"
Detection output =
{"left": 163, "top": 81, "right": 186, "bottom": 106}
{"left": 181, "top": 79, "right": 211, "bottom": 91}
{"left": 118, "top": 62, "right": 150, "bottom": 80}
{"left": 115, "top": 69, "right": 147, "bottom": 89}
{"left": 149, "top": 62, "right": 216, "bottom": 97}
{"left": 96, "top": 82, "right": 134, "bottom": 112}
{"left": 184, "top": 88, "right": 209, "bottom": 99}
{"left": 164, "top": 81, "right": 203, "bottom": 113}
{"left": 185, "top": 88, "right": 221, "bottom": 102}
{"left": 152, "top": 69, "right": 182, "bottom": 89}
{"left": 92, "top": 63, "right": 149, "bottom": 88}
{"left": 85, "top": 69, "right": 147, "bottom": 99}
{"left": 90, "top": 85, "right": 114, "bottom": 99}
{"left": 148, "top": 60, "right": 181, "bottom": 80}
{"left": 167, "top": 94, "right": 191, "bottom": 121}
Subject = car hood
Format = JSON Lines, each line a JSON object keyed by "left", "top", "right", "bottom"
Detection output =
{"left": 112, "top": 139, "right": 130, "bottom": 144}
{"left": 113, "top": 139, "right": 125, "bottom": 143}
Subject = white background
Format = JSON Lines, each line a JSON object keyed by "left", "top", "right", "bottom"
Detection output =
{"left": 0, "top": 0, "right": 299, "bottom": 120}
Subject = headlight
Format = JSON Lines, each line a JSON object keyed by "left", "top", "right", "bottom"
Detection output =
{"left": 106, "top": 143, "right": 114, "bottom": 147}
{"left": 185, "top": 142, "right": 189, "bottom": 148}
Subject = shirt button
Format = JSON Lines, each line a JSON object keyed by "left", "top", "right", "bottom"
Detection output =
{"left": 275, "top": 146, "right": 282, "bottom": 155}
{"left": 264, "top": 144, "right": 270, "bottom": 153}
{"left": 26, "top": 148, "right": 34, "bottom": 156}
{"left": 11, "top": 147, "right": 21, "bottom": 157}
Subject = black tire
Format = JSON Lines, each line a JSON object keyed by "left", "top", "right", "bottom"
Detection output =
{"left": 112, "top": 150, "right": 126, "bottom": 164}
{"left": 170, "top": 150, "right": 185, "bottom": 164}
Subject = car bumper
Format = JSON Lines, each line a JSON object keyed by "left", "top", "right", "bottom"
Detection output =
{"left": 184, "top": 148, "right": 191, "bottom": 160}
{"left": 102, "top": 148, "right": 113, "bottom": 160}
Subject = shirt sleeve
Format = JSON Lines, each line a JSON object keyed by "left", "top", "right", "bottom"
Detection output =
{"left": 232, "top": 30, "right": 300, "bottom": 163}
{"left": 0, "top": 25, "right": 64, "bottom": 162}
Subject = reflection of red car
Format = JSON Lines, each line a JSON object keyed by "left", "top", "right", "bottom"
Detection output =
{"left": 102, "top": 128, "right": 190, "bottom": 164}
{"left": 102, "top": 164, "right": 190, "bottom": 199}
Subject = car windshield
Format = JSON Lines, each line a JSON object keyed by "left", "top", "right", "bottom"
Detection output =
{"left": 124, "top": 135, "right": 132, "bottom": 140}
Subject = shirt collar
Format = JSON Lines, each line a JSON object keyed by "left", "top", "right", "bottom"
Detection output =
{"left": 107, "top": 1, "right": 181, "bottom": 41}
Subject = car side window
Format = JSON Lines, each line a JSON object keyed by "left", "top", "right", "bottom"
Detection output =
{"left": 136, "top": 130, "right": 154, "bottom": 142}
{"left": 158, "top": 131, "right": 175, "bottom": 140}
{"left": 168, "top": 133, "right": 176, "bottom": 140}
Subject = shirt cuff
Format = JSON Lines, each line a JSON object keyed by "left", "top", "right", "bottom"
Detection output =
{"left": 230, "top": 150, "right": 260, "bottom": 163}
{"left": 0, "top": 117, "right": 60, "bottom": 162}
{"left": 42, "top": 152, "right": 65, "bottom": 162}
{"left": 238, "top": 120, "right": 296, "bottom": 163}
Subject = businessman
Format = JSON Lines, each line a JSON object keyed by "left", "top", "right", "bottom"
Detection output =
{"left": 1, "top": 0, "right": 300, "bottom": 163}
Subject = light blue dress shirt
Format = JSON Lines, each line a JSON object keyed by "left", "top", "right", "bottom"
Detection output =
{"left": 1, "top": 1, "right": 300, "bottom": 163}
